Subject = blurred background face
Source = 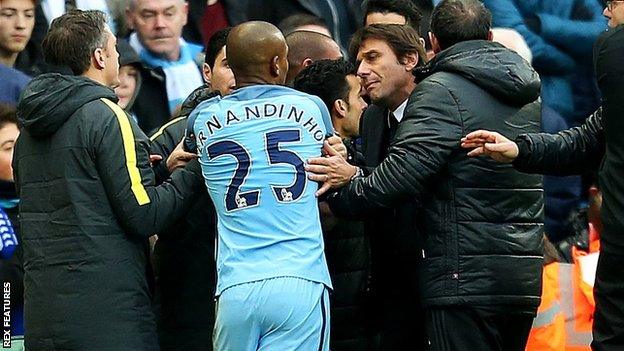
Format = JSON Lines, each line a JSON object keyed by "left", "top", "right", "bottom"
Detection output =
{"left": 127, "top": 0, "right": 187, "bottom": 60}
{"left": 604, "top": 1, "right": 624, "bottom": 28}
{"left": 0, "top": 122, "right": 18, "bottom": 182}
{"left": 207, "top": 46, "right": 235, "bottom": 95}
{"left": 365, "top": 12, "right": 407, "bottom": 26}
{"left": 115, "top": 65, "right": 138, "bottom": 108}
{"left": 0, "top": 0, "right": 35, "bottom": 58}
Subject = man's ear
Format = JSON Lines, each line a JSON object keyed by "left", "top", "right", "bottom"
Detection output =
{"left": 270, "top": 55, "right": 280, "bottom": 77}
{"left": 202, "top": 63, "right": 212, "bottom": 85}
{"left": 333, "top": 99, "right": 348, "bottom": 118}
{"left": 429, "top": 32, "right": 442, "bottom": 54}
{"left": 401, "top": 52, "right": 418, "bottom": 71}
{"left": 301, "top": 58, "right": 313, "bottom": 69}
{"left": 93, "top": 47, "right": 106, "bottom": 70}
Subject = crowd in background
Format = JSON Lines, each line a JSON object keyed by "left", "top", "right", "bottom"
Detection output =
{"left": 0, "top": 0, "right": 617, "bottom": 350}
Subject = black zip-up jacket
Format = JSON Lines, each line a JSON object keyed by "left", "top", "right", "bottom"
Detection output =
{"left": 514, "top": 26, "right": 624, "bottom": 253}
{"left": 13, "top": 74, "right": 203, "bottom": 350}
{"left": 149, "top": 113, "right": 218, "bottom": 351}
{"left": 329, "top": 40, "right": 544, "bottom": 309}
{"left": 513, "top": 107, "right": 605, "bottom": 176}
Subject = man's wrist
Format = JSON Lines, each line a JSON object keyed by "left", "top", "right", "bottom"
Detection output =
{"left": 349, "top": 166, "right": 364, "bottom": 181}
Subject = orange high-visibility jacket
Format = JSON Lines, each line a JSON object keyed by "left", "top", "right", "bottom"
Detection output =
{"left": 526, "top": 262, "right": 566, "bottom": 351}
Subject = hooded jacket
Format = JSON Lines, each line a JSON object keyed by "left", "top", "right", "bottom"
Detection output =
{"left": 329, "top": 40, "right": 544, "bottom": 309}
{"left": 13, "top": 74, "right": 203, "bottom": 350}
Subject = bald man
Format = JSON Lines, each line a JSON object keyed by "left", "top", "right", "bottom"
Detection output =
{"left": 187, "top": 21, "right": 333, "bottom": 351}
{"left": 284, "top": 30, "right": 342, "bottom": 86}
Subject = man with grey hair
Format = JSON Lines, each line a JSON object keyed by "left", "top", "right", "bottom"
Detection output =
{"left": 125, "top": 0, "right": 204, "bottom": 134}
{"left": 14, "top": 9, "right": 203, "bottom": 350}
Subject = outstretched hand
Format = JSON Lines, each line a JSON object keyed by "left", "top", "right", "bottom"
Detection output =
{"left": 305, "top": 140, "right": 358, "bottom": 197}
{"left": 167, "top": 140, "right": 198, "bottom": 172}
{"left": 460, "top": 130, "right": 519, "bottom": 163}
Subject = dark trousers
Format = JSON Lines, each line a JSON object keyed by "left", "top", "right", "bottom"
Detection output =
{"left": 592, "top": 249, "right": 624, "bottom": 350}
{"left": 426, "top": 306, "right": 534, "bottom": 351}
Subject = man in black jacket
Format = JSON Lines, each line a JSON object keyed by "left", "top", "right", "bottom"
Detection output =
{"left": 306, "top": 1, "right": 544, "bottom": 350}
{"left": 460, "top": 23, "right": 624, "bottom": 351}
{"left": 149, "top": 27, "right": 232, "bottom": 351}
{"left": 345, "top": 23, "right": 428, "bottom": 350}
{"left": 13, "top": 10, "right": 203, "bottom": 350}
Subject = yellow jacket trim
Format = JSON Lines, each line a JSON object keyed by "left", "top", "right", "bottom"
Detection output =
{"left": 149, "top": 116, "right": 186, "bottom": 141}
{"left": 100, "top": 98, "right": 151, "bottom": 205}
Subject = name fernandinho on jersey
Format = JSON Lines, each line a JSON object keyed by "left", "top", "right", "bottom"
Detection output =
{"left": 201, "top": 103, "right": 326, "bottom": 141}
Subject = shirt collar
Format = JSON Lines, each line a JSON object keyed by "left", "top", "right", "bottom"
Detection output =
{"left": 391, "top": 99, "right": 408, "bottom": 123}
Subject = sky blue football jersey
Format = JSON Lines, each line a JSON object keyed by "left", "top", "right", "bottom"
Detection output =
{"left": 191, "top": 85, "right": 334, "bottom": 295}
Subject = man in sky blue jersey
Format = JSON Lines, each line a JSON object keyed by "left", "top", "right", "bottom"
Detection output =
{"left": 188, "top": 21, "right": 333, "bottom": 351}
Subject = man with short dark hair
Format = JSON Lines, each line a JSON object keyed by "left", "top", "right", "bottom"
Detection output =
{"left": 201, "top": 26, "right": 234, "bottom": 95}
{"left": 0, "top": 0, "right": 35, "bottom": 69}
{"left": 348, "top": 23, "right": 428, "bottom": 351}
{"left": 284, "top": 30, "right": 342, "bottom": 86}
{"left": 0, "top": 0, "right": 35, "bottom": 103}
{"left": 307, "top": 1, "right": 544, "bottom": 350}
{"left": 149, "top": 27, "right": 234, "bottom": 351}
{"left": 14, "top": 10, "right": 203, "bottom": 350}
{"left": 363, "top": 0, "right": 422, "bottom": 31}
{"left": 294, "top": 59, "right": 373, "bottom": 350}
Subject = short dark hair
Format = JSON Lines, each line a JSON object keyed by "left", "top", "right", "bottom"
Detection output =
{"left": 430, "top": 0, "right": 491, "bottom": 50}
{"left": 0, "top": 104, "right": 18, "bottom": 130}
{"left": 293, "top": 59, "right": 355, "bottom": 112}
{"left": 279, "top": 13, "right": 329, "bottom": 36}
{"left": 204, "top": 27, "right": 232, "bottom": 68}
{"left": 364, "top": 0, "right": 423, "bottom": 32}
{"left": 350, "top": 23, "right": 426, "bottom": 66}
{"left": 42, "top": 10, "right": 109, "bottom": 75}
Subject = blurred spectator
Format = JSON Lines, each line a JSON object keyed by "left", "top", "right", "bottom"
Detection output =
{"left": 114, "top": 39, "right": 141, "bottom": 121}
{"left": 483, "top": 0, "right": 607, "bottom": 126}
{"left": 491, "top": 26, "right": 582, "bottom": 242}
{"left": 0, "top": 0, "right": 35, "bottom": 69}
{"left": 13, "top": 2, "right": 49, "bottom": 76}
{"left": 294, "top": 59, "right": 373, "bottom": 350}
{"left": 491, "top": 27, "right": 532, "bottom": 63}
{"left": 246, "top": 0, "right": 363, "bottom": 54}
{"left": 183, "top": 0, "right": 236, "bottom": 46}
{"left": 279, "top": 13, "right": 332, "bottom": 36}
{"left": 126, "top": 0, "right": 204, "bottom": 135}
{"left": 40, "top": 0, "right": 117, "bottom": 32}
{"left": 362, "top": 0, "right": 428, "bottom": 56}
{"left": 284, "top": 30, "right": 342, "bottom": 86}
{"left": 0, "top": 65, "right": 30, "bottom": 105}
{"left": 0, "top": 104, "right": 22, "bottom": 351}
{"left": 363, "top": 0, "right": 422, "bottom": 31}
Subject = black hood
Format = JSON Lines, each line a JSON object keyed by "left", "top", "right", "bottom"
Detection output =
{"left": 414, "top": 40, "right": 541, "bottom": 106}
{"left": 17, "top": 74, "right": 117, "bottom": 137}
